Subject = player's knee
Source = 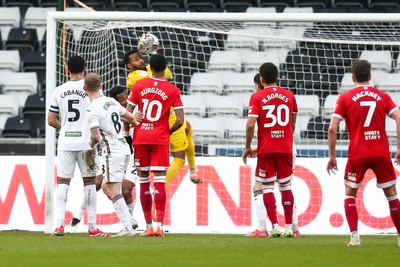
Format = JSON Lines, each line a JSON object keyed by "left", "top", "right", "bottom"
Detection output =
{"left": 262, "top": 183, "right": 274, "bottom": 194}
{"left": 278, "top": 182, "right": 292, "bottom": 191}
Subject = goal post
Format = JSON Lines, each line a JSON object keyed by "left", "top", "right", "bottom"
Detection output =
{"left": 45, "top": 11, "right": 400, "bottom": 234}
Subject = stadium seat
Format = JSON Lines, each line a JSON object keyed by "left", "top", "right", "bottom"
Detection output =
{"left": 301, "top": 116, "right": 330, "bottom": 140}
{"left": 242, "top": 93, "right": 252, "bottom": 116}
{"left": 5, "top": 27, "right": 38, "bottom": 53}
{"left": 282, "top": 7, "right": 314, "bottom": 27}
{"left": 241, "top": 50, "right": 280, "bottom": 73}
{"left": 259, "top": 28, "right": 305, "bottom": 50}
{"left": 0, "top": 72, "right": 38, "bottom": 106}
{"left": 205, "top": 95, "right": 244, "bottom": 118}
{"left": 244, "top": 7, "right": 277, "bottom": 27}
{"left": 369, "top": 0, "right": 400, "bottom": 8}
{"left": 373, "top": 71, "right": 400, "bottom": 92}
{"left": 111, "top": 0, "right": 148, "bottom": 8}
{"left": 295, "top": 72, "right": 332, "bottom": 97}
{"left": 0, "top": 94, "right": 19, "bottom": 132}
{"left": 225, "top": 28, "right": 261, "bottom": 51}
{"left": 338, "top": 72, "right": 375, "bottom": 93}
{"left": 259, "top": 0, "right": 295, "bottom": 12}
{"left": 185, "top": 0, "right": 218, "bottom": 8}
{"left": 181, "top": 94, "right": 207, "bottom": 117}
{"left": 222, "top": 0, "right": 258, "bottom": 12}
{"left": 22, "top": 94, "right": 45, "bottom": 138}
{"left": 295, "top": 95, "right": 320, "bottom": 117}
{"left": 23, "top": 7, "right": 56, "bottom": 43}
{"left": 149, "top": 0, "right": 183, "bottom": 9}
{"left": 0, "top": 7, "right": 20, "bottom": 41}
{"left": 284, "top": 48, "right": 313, "bottom": 73}
{"left": 223, "top": 117, "right": 253, "bottom": 144}
{"left": 296, "top": 0, "right": 331, "bottom": 8}
{"left": 321, "top": 94, "right": 339, "bottom": 118}
{"left": 20, "top": 51, "right": 46, "bottom": 90}
{"left": 222, "top": 72, "right": 255, "bottom": 94}
{"left": 359, "top": 50, "right": 392, "bottom": 72}
{"left": 207, "top": 50, "right": 242, "bottom": 72}
{"left": 333, "top": 0, "right": 368, "bottom": 8}
{"left": 188, "top": 72, "right": 224, "bottom": 95}
{"left": 188, "top": 117, "right": 225, "bottom": 144}
{"left": 386, "top": 116, "right": 397, "bottom": 142}
{"left": 0, "top": 50, "right": 20, "bottom": 72}
{"left": 2, "top": 116, "right": 32, "bottom": 138}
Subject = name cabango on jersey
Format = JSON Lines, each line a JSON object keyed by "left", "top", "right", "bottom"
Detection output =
{"left": 60, "top": 89, "right": 87, "bottom": 98}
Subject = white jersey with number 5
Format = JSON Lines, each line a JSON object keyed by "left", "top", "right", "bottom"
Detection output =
{"left": 49, "top": 79, "right": 91, "bottom": 151}
{"left": 87, "top": 96, "right": 130, "bottom": 156}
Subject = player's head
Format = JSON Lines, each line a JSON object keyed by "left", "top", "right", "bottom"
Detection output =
{"left": 253, "top": 73, "right": 263, "bottom": 92}
{"left": 67, "top": 55, "right": 85, "bottom": 74}
{"left": 351, "top": 59, "right": 371, "bottom": 84}
{"left": 84, "top": 73, "right": 101, "bottom": 92}
{"left": 124, "top": 49, "right": 146, "bottom": 72}
{"left": 259, "top": 62, "right": 278, "bottom": 86}
{"left": 149, "top": 54, "right": 167, "bottom": 72}
{"left": 109, "top": 85, "right": 129, "bottom": 107}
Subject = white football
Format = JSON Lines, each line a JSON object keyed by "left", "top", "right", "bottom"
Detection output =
{"left": 138, "top": 32, "right": 160, "bottom": 55}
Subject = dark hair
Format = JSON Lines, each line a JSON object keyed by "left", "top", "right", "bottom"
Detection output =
{"left": 259, "top": 62, "right": 278, "bottom": 84}
{"left": 351, "top": 60, "right": 371, "bottom": 83}
{"left": 253, "top": 73, "right": 263, "bottom": 89}
{"left": 123, "top": 49, "right": 139, "bottom": 65}
{"left": 67, "top": 55, "right": 85, "bottom": 74}
{"left": 149, "top": 54, "right": 167, "bottom": 72}
{"left": 109, "top": 85, "right": 127, "bottom": 99}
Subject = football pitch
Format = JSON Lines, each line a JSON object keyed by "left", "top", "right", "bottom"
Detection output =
{"left": 0, "top": 231, "right": 399, "bottom": 267}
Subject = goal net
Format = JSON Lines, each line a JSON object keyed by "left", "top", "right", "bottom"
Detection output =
{"left": 45, "top": 11, "right": 400, "bottom": 234}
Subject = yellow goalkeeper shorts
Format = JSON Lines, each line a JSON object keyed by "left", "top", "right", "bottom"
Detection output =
{"left": 170, "top": 120, "right": 188, "bottom": 152}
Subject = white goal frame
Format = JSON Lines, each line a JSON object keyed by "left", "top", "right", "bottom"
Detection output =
{"left": 45, "top": 11, "right": 400, "bottom": 233}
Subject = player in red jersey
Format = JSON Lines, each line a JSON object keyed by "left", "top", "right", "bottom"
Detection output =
{"left": 327, "top": 60, "right": 400, "bottom": 247}
{"left": 243, "top": 62, "right": 298, "bottom": 237}
{"left": 126, "top": 54, "right": 184, "bottom": 237}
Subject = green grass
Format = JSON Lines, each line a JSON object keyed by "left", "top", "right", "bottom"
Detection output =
{"left": 0, "top": 232, "right": 399, "bottom": 267}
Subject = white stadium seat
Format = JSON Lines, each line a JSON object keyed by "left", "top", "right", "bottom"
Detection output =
{"left": 181, "top": 94, "right": 207, "bottom": 117}
{"left": 0, "top": 7, "right": 20, "bottom": 41}
{"left": 0, "top": 72, "right": 38, "bottom": 106}
{"left": 295, "top": 94, "right": 320, "bottom": 117}
{"left": 0, "top": 50, "right": 20, "bottom": 72}
{"left": 207, "top": 50, "right": 242, "bottom": 72}
{"left": 360, "top": 50, "right": 392, "bottom": 72}
{"left": 188, "top": 72, "right": 224, "bottom": 95}
{"left": 222, "top": 72, "right": 255, "bottom": 94}
{"left": 0, "top": 94, "right": 19, "bottom": 131}
{"left": 205, "top": 95, "right": 244, "bottom": 118}
{"left": 189, "top": 117, "right": 225, "bottom": 144}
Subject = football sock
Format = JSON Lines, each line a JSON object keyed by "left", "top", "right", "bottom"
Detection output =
{"left": 292, "top": 202, "right": 298, "bottom": 230}
{"left": 388, "top": 196, "right": 400, "bottom": 233}
{"left": 112, "top": 194, "right": 133, "bottom": 231}
{"left": 140, "top": 180, "right": 153, "bottom": 223}
{"left": 165, "top": 157, "right": 185, "bottom": 187}
{"left": 126, "top": 199, "right": 135, "bottom": 217}
{"left": 55, "top": 183, "right": 69, "bottom": 227}
{"left": 154, "top": 181, "right": 166, "bottom": 224}
{"left": 263, "top": 192, "right": 278, "bottom": 225}
{"left": 344, "top": 195, "right": 358, "bottom": 232}
{"left": 281, "top": 189, "right": 294, "bottom": 225}
{"left": 185, "top": 127, "right": 196, "bottom": 169}
{"left": 254, "top": 191, "right": 267, "bottom": 231}
{"left": 85, "top": 184, "right": 97, "bottom": 231}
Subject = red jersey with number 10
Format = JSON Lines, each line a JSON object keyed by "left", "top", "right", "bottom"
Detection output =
{"left": 127, "top": 77, "right": 183, "bottom": 145}
{"left": 248, "top": 86, "right": 298, "bottom": 154}
{"left": 332, "top": 85, "right": 398, "bottom": 159}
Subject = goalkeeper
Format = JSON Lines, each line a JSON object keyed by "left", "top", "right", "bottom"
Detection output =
{"left": 123, "top": 48, "right": 203, "bottom": 185}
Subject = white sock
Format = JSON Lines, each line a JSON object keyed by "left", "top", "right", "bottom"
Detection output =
{"left": 113, "top": 196, "right": 133, "bottom": 231}
{"left": 73, "top": 191, "right": 87, "bottom": 221}
{"left": 55, "top": 184, "right": 69, "bottom": 227}
{"left": 126, "top": 200, "right": 135, "bottom": 217}
{"left": 254, "top": 194, "right": 267, "bottom": 231}
{"left": 85, "top": 184, "right": 97, "bottom": 231}
{"left": 292, "top": 202, "right": 298, "bottom": 230}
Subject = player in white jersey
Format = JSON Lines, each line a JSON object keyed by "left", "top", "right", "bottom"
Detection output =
{"left": 47, "top": 55, "right": 108, "bottom": 237}
{"left": 84, "top": 73, "right": 142, "bottom": 237}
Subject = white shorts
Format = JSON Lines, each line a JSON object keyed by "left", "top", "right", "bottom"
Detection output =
{"left": 102, "top": 154, "right": 130, "bottom": 184}
{"left": 124, "top": 156, "right": 137, "bottom": 185}
{"left": 57, "top": 149, "right": 101, "bottom": 178}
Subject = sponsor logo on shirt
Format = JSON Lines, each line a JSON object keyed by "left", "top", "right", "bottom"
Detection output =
{"left": 65, "top": 131, "right": 82, "bottom": 137}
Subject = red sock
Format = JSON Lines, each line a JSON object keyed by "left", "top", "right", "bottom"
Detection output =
{"left": 281, "top": 190, "right": 294, "bottom": 225}
{"left": 388, "top": 198, "right": 400, "bottom": 233}
{"left": 154, "top": 182, "right": 166, "bottom": 224}
{"left": 263, "top": 192, "right": 278, "bottom": 225}
{"left": 344, "top": 196, "right": 358, "bottom": 232}
{"left": 140, "top": 181, "right": 153, "bottom": 223}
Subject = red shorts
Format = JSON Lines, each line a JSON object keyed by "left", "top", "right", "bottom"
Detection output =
{"left": 255, "top": 153, "right": 293, "bottom": 184}
{"left": 344, "top": 157, "right": 397, "bottom": 188}
{"left": 134, "top": 144, "right": 170, "bottom": 171}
